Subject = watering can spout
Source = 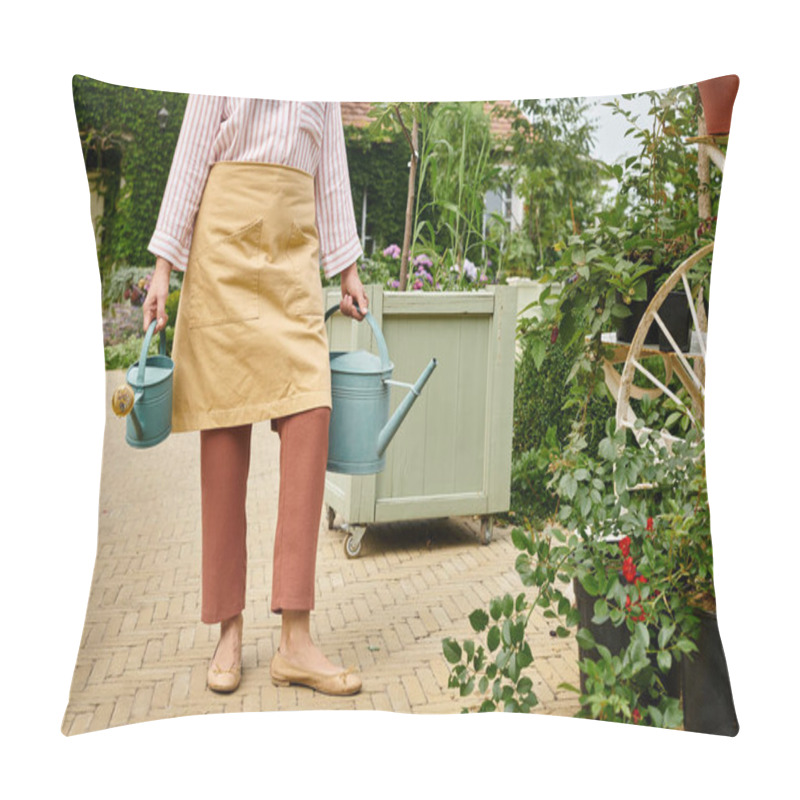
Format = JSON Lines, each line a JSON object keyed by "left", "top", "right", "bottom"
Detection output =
{"left": 377, "top": 358, "right": 437, "bottom": 457}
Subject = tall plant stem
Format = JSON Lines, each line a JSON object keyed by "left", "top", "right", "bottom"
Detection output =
{"left": 398, "top": 110, "right": 419, "bottom": 291}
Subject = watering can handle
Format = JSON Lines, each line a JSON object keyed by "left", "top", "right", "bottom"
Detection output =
{"left": 324, "top": 303, "right": 391, "bottom": 371}
{"left": 136, "top": 320, "right": 167, "bottom": 387}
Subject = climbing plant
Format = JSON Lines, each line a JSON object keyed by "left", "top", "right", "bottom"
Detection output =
{"left": 343, "top": 124, "right": 410, "bottom": 255}
{"left": 72, "top": 75, "right": 188, "bottom": 285}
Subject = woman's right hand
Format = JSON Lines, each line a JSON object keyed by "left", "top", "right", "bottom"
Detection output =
{"left": 142, "top": 257, "right": 173, "bottom": 333}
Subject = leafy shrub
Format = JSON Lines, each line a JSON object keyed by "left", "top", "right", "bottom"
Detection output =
{"left": 511, "top": 336, "right": 612, "bottom": 519}
{"left": 104, "top": 326, "right": 174, "bottom": 370}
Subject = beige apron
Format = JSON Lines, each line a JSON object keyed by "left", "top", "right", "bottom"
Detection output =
{"left": 170, "top": 162, "right": 331, "bottom": 432}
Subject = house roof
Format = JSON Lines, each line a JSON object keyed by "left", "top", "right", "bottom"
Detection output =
{"left": 340, "top": 101, "right": 521, "bottom": 139}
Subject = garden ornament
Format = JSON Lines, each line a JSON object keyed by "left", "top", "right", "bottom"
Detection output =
{"left": 111, "top": 319, "right": 174, "bottom": 448}
{"left": 324, "top": 304, "right": 437, "bottom": 474}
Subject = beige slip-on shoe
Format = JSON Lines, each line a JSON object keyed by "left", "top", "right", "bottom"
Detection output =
{"left": 207, "top": 615, "right": 243, "bottom": 693}
{"left": 270, "top": 650, "right": 362, "bottom": 696}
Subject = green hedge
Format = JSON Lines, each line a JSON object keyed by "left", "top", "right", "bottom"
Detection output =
{"left": 510, "top": 336, "right": 613, "bottom": 520}
{"left": 72, "top": 76, "right": 188, "bottom": 283}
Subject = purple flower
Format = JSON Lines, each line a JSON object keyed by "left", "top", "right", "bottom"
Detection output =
{"left": 463, "top": 258, "right": 478, "bottom": 282}
{"left": 386, "top": 279, "right": 400, "bottom": 289}
{"left": 412, "top": 279, "right": 424, "bottom": 290}
{"left": 413, "top": 253, "right": 433, "bottom": 269}
{"left": 383, "top": 244, "right": 401, "bottom": 259}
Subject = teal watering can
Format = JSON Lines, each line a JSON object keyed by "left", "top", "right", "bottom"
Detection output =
{"left": 325, "top": 304, "right": 437, "bottom": 475}
{"left": 111, "top": 319, "right": 174, "bottom": 448}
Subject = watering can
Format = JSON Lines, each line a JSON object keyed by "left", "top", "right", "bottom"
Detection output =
{"left": 325, "top": 304, "right": 437, "bottom": 475}
{"left": 111, "top": 319, "right": 174, "bottom": 448}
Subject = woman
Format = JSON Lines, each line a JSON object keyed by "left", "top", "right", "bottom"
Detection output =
{"left": 142, "top": 95, "right": 368, "bottom": 696}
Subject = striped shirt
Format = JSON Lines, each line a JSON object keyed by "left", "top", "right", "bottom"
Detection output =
{"left": 148, "top": 96, "right": 363, "bottom": 278}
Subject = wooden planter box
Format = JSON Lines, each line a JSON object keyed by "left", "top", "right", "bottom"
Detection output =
{"left": 322, "top": 284, "right": 517, "bottom": 556}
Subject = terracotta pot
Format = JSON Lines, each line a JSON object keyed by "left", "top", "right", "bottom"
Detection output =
{"left": 697, "top": 75, "right": 740, "bottom": 136}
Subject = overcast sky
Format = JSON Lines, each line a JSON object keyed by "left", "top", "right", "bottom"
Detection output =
{"left": 585, "top": 92, "right": 654, "bottom": 166}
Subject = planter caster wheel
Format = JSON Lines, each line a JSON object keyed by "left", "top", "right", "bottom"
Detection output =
{"left": 327, "top": 505, "right": 336, "bottom": 530}
{"left": 481, "top": 516, "right": 493, "bottom": 545}
{"left": 344, "top": 526, "right": 366, "bottom": 559}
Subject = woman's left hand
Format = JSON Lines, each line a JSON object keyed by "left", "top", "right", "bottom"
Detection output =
{"left": 339, "top": 262, "right": 369, "bottom": 321}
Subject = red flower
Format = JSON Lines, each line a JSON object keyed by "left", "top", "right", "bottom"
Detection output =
{"left": 625, "top": 596, "right": 632, "bottom": 610}
{"left": 622, "top": 557, "right": 637, "bottom": 583}
{"left": 618, "top": 536, "right": 631, "bottom": 557}
{"left": 550, "top": 326, "right": 559, "bottom": 344}
{"left": 646, "top": 517, "right": 654, "bottom": 532}
{"left": 634, "top": 575, "right": 648, "bottom": 585}
{"left": 632, "top": 708, "right": 641, "bottom": 724}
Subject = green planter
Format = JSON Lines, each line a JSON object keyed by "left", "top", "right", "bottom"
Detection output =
{"left": 323, "top": 284, "right": 517, "bottom": 555}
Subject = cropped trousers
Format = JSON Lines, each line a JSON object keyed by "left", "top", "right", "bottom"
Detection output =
{"left": 199, "top": 406, "right": 330, "bottom": 624}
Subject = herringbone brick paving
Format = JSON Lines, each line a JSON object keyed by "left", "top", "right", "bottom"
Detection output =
{"left": 61, "top": 371, "right": 580, "bottom": 735}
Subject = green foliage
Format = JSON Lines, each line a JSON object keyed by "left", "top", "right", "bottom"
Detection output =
{"left": 499, "top": 97, "right": 603, "bottom": 272}
{"left": 510, "top": 336, "right": 612, "bottom": 521}
{"left": 344, "top": 127, "right": 409, "bottom": 253}
{"left": 443, "top": 527, "right": 580, "bottom": 713}
{"left": 164, "top": 290, "right": 181, "bottom": 328}
{"left": 415, "top": 102, "right": 504, "bottom": 269}
{"left": 550, "top": 415, "right": 713, "bottom": 727}
{"left": 104, "top": 326, "right": 174, "bottom": 370}
{"left": 72, "top": 76, "right": 188, "bottom": 284}
{"left": 364, "top": 101, "right": 508, "bottom": 282}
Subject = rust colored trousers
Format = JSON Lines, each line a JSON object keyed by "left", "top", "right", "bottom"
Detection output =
{"left": 199, "top": 406, "right": 330, "bottom": 623}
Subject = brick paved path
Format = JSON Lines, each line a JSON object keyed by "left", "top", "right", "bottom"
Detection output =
{"left": 61, "top": 371, "right": 580, "bottom": 735}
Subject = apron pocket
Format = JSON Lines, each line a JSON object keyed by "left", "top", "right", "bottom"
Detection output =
{"left": 283, "top": 221, "right": 323, "bottom": 318}
{"left": 188, "top": 218, "right": 263, "bottom": 329}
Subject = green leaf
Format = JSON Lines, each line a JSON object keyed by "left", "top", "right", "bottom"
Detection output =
{"left": 658, "top": 624, "right": 676, "bottom": 650}
{"left": 657, "top": 650, "right": 672, "bottom": 673}
{"left": 592, "top": 598, "right": 610, "bottom": 624}
{"left": 469, "top": 609, "right": 489, "bottom": 633}
{"left": 464, "top": 640, "right": 475, "bottom": 662}
{"left": 442, "top": 638, "right": 462, "bottom": 664}
{"left": 489, "top": 597, "right": 503, "bottom": 621}
{"left": 511, "top": 527, "right": 529, "bottom": 552}
{"left": 576, "top": 627, "right": 596, "bottom": 650}
{"left": 502, "top": 594, "right": 514, "bottom": 618}
{"left": 675, "top": 638, "right": 699, "bottom": 655}
{"left": 487, "top": 626, "right": 501, "bottom": 652}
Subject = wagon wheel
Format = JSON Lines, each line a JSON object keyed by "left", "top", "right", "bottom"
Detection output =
{"left": 614, "top": 242, "right": 713, "bottom": 448}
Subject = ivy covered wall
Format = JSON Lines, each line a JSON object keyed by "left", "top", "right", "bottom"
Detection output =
{"left": 72, "top": 76, "right": 188, "bottom": 283}
{"left": 343, "top": 127, "right": 412, "bottom": 255}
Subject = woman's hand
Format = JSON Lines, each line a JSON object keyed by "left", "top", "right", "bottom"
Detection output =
{"left": 339, "top": 262, "right": 368, "bottom": 321}
{"left": 142, "top": 257, "right": 173, "bottom": 332}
